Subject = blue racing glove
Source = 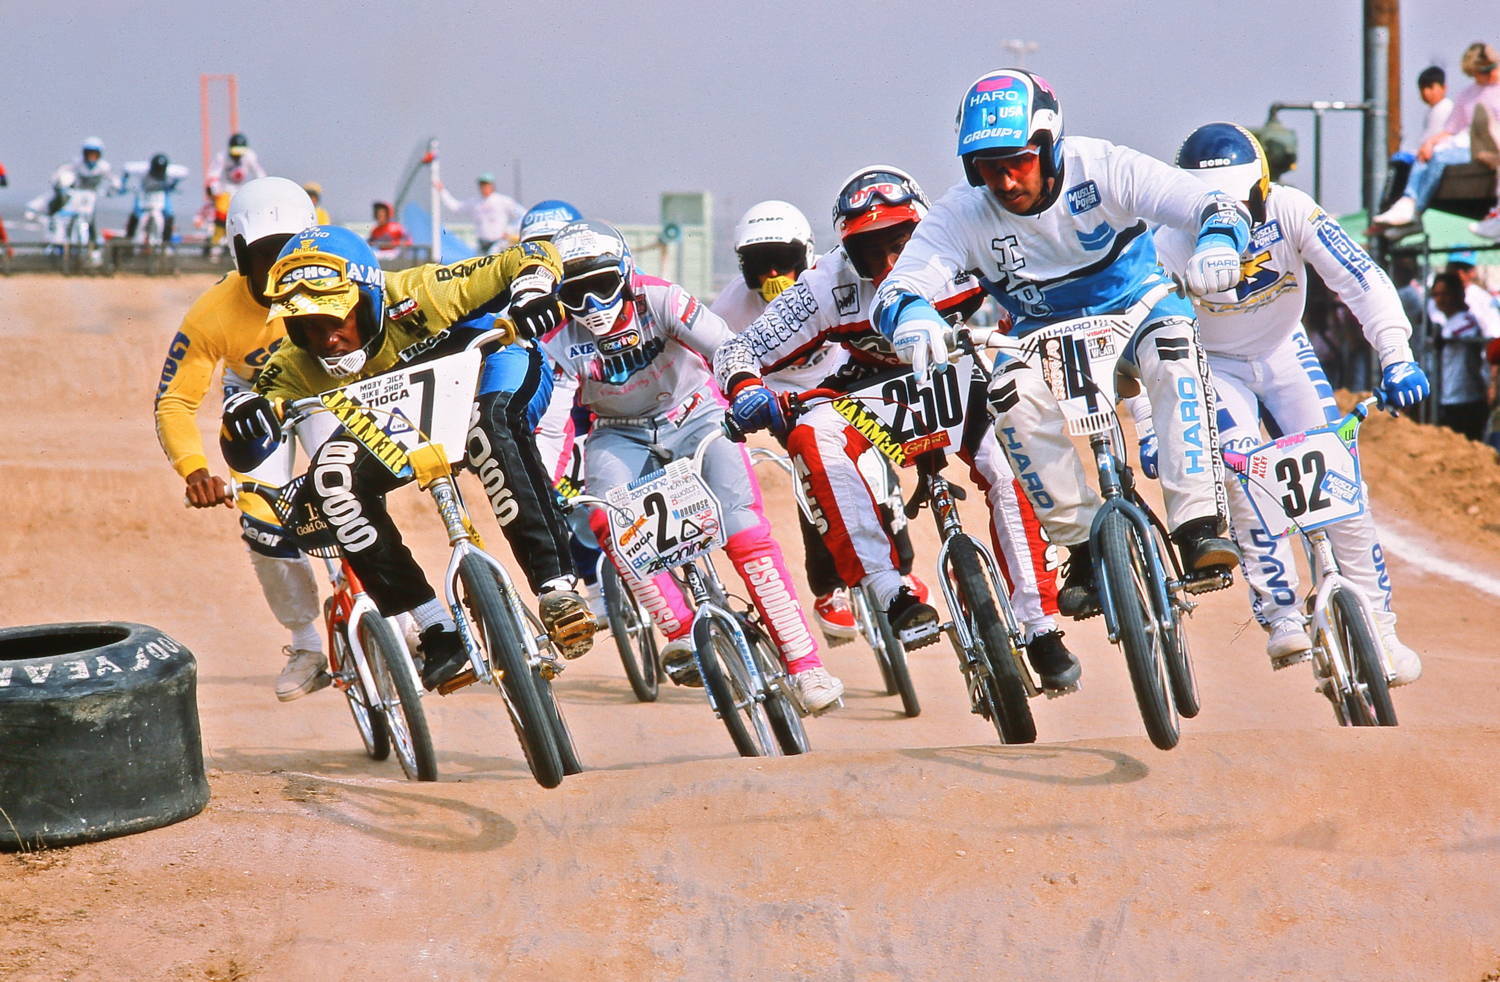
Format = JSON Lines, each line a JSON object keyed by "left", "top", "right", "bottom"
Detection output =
{"left": 727, "top": 382, "right": 787, "bottom": 437}
{"left": 1138, "top": 431, "right": 1159, "bottom": 479}
{"left": 1376, "top": 360, "right": 1430, "bottom": 409}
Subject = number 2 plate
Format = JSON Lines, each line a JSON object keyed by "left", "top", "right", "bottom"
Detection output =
{"left": 1235, "top": 425, "right": 1364, "bottom": 536}
{"left": 605, "top": 460, "right": 726, "bottom": 576}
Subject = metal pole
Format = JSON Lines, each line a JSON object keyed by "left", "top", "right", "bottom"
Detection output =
{"left": 227, "top": 75, "right": 239, "bottom": 134}
{"left": 1313, "top": 109, "right": 1325, "bottom": 205}
{"left": 1364, "top": 24, "right": 1390, "bottom": 217}
{"left": 513, "top": 157, "right": 522, "bottom": 204}
{"left": 429, "top": 139, "right": 442, "bottom": 265}
{"left": 199, "top": 76, "right": 211, "bottom": 183}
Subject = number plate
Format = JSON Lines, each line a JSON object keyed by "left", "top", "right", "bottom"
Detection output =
{"left": 837, "top": 358, "right": 989, "bottom": 466}
{"left": 1234, "top": 422, "right": 1364, "bottom": 536}
{"left": 605, "top": 460, "right": 726, "bottom": 576}
{"left": 1015, "top": 314, "right": 1136, "bottom": 435}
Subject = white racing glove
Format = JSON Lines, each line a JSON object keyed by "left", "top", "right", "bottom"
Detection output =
{"left": 1184, "top": 238, "right": 1243, "bottom": 296}
{"left": 890, "top": 304, "right": 949, "bottom": 376}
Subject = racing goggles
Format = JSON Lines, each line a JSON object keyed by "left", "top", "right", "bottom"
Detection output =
{"left": 834, "top": 173, "right": 921, "bottom": 220}
{"left": 264, "top": 251, "right": 360, "bottom": 320}
{"left": 559, "top": 269, "right": 626, "bottom": 313}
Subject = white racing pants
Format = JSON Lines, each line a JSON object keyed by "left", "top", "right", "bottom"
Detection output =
{"left": 784, "top": 404, "right": 1060, "bottom": 639}
{"left": 987, "top": 304, "right": 1227, "bottom": 546}
{"left": 1212, "top": 329, "right": 1394, "bottom": 626}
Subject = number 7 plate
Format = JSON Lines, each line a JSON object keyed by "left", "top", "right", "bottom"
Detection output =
{"left": 1234, "top": 422, "right": 1364, "bottom": 537}
{"left": 604, "top": 459, "right": 726, "bottom": 576}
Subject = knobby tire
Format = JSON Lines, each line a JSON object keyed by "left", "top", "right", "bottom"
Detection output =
{"left": 1098, "top": 511, "right": 1180, "bottom": 750}
{"left": 1330, "top": 587, "right": 1397, "bottom": 726}
{"left": 948, "top": 536, "right": 1036, "bottom": 745}
{"left": 360, "top": 614, "right": 438, "bottom": 781}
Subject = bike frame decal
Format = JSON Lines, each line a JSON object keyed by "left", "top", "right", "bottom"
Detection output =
{"left": 319, "top": 388, "right": 412, "bottom": 476}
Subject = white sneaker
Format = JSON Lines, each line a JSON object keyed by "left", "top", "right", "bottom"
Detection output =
{"left": 660, "top": 636, "right": 702, "bottom": 687}
{"left": 583, "top": 580, "right": 609, "bottom": 624}
{"left": 1372, "top": 611, "right": 1422, "bottom": 686}
{"left": 1470, "top": 209, "right": 1500, "bottom": 241}
{"left": 1266, "top": 617, "right": 1313, "bottom": 669}
{"left": 276, "top": 646, "right": 331, "bottom": 702}
{"left": 1372, "top": 196, "right": 1416, "bottom": 226}
{"left": 792, "top": 666, "right": 845, "bottom": 715}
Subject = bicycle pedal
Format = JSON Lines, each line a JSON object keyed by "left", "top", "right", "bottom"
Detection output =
{"left": 435, "top": 665, "right": 479, "bottom": 695}
{"left": 900, "top": 624, "right": 943, "bottom": 650}
{"left": 537, "top": 657, "right": 563, "bottom": 681}
{"left": 1042, "top": 680, "right": 1081, "bottom": 699}
{"left": 1269, "top": 651, "right": 1313, "bottom": 671}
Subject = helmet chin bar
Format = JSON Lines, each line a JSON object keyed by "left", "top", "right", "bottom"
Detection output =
{"left": 578, "top": 298, "right": 625, "bottom": 336}
{"left": 320, "top": 348, "right": 369, "bottom": 378}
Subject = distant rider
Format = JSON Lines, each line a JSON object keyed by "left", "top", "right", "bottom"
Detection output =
{"left": 120, "top": 153, "right": 190, "bottom": 246}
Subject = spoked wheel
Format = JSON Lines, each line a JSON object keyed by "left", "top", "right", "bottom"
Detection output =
{"left": 741, "top": 616, "right": 809, "bottom": 755}
{"left": 359, "top": 614, "right": 438, "bottom": 781}
{"left": 602, "top": 562, "right": 660, "bottom": 703}
{"left": 457, "top": 554, "right": 565, "bottom": 788}
{"left": 857, "top": 584, "right": 920, "bottom": 718}
{"left": 1329, "top": 588, "right": 1397, "bottom": 726}
{"left": 694, "top": 615, "right": 775, "bottom": 757}
{"left": 947, "top": 536, "right": 1036, "bottom": 745}
{"left": 1148, "top": 523, "right": 1201, "bottom": 720}
{"left": 332, "top": 620, "right": 389, "bottom": 762}
{"left": 1098, "top": 511, "right": 1180, "bottom": 750}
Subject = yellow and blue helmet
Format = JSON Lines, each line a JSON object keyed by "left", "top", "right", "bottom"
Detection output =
{"left": 265, "top": 225, "right": 388, "bottom": 377}
{"left": 1176, "top": 122, "right": 1272, "bottom": 223}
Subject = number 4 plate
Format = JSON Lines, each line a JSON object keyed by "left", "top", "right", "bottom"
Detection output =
{"left": 605, "top": 459, "right": 726, "bottom": 577}
{"left": 1235, "top": 423, "right": 1364, "bottom": 537}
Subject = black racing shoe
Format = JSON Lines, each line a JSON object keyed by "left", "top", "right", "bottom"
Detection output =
{"left": 1057, "top": 544, "right": 1101, "bottom": 619}
{"left": 886, "top": 586, "right": 941, "bottom": 650}
{"left": 1172, "top": 516, "right": 1241, "bottom": 572}
{"left": 1025, "top": 630, "right": 1081, "bottom": 692}
{"left": 418, "top": 626, "right": 469, "bottom": 692}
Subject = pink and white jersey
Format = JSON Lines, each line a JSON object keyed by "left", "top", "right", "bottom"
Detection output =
{"left": 714, "top": 246, "right": 981, "bottom": 390}
{"left": 1155, "top": 184, "right": 1413, "bottom": 362}
{"left": 541, "top": 273, "right": 731, "bottom": 421}
{"left": 710, "top": 277, "right": 848, "bottom": 393}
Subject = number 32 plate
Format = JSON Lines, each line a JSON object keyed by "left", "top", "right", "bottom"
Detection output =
{"left": 1235, "top": 424, "right": 1364, "bottom": 537}
{"left": 605, "top": 460, "right": 726, "bottom": 577}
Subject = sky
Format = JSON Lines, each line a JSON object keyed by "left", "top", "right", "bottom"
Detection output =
{"left": 2, "top": 0, "right": 1487, "bottom": 266}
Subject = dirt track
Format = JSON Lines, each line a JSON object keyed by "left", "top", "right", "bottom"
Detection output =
{"left": 2, "top": 275, "right": 1498, "bottom": 981}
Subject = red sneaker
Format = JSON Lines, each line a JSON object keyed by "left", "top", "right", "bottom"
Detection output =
{"left": 813, "top": 589, "right": 858, "bottom": 639}
{"left": 903, "top": 574, "right": 930, "bottom": 605}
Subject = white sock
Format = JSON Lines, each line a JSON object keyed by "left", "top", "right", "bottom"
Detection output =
{"left": 411, "top": 598, "right": 455, "bottom": 633}
{"left": 290, "top": 621, "right": 322, "bottom": 653}
{"left": 540, "top": 575, "right": 578, "bottom": 594}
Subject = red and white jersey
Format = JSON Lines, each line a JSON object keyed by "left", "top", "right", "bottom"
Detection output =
{"left": 1155, "top": 184, "right": 1412, "bottom": 362}
{"left": 540, "top": 273, "right": 731, "bottom": 421}
{"left": 714, "top": 246, "right": 981, "bottom": 390}
{"left": 710, "top": 277, "right": 848, "bottom": 393}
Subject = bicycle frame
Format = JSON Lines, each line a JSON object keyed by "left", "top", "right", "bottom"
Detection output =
{"left": 321, "top": 556, "right": 413, "bottom": 714}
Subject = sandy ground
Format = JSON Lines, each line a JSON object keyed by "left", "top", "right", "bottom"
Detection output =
{"left": 1, "top": 275, "right": 1498, "bottom": 981}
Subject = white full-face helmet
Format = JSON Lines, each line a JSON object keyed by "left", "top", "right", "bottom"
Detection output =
{"left": 226, "top": 176, "right": 318, "bottom": 292}
{"left": 733, "top": 200, "right": 814, "bottom": 300}
{"left": 554, "top": 220, "right": 636, "bottom": 336}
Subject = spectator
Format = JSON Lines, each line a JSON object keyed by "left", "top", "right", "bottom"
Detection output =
{"left": 1374, "top": 44, "right": 1498, "bottom": 233}
{"left": 1390, "top": 254, "right": 1429, "bottom": 364}
{"left": 205, "top": 133, "right": 267, "bottom": 256}
{"left": 1429, "top": 270, "right": 1500, "bottom": 439}
{"left": 1416, "top": 66, "right": 1457, "bottom": 149}
{"left": 439, "top": 172, "right": 523, "bottom": 253}
{"left": 367, "top": 200, "right": 411, "bottom": 259}
{"left": 303, "top": 182, "right": 331, "bottom": 224}
{"left": 0, "top": 161, "right": 9, "bottom": 258}
{"left": 1485, "top": 337, "right": 1500, "bottom": 452}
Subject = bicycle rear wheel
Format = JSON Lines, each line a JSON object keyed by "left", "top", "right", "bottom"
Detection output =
{"left": 457, "top": 554, "right": 565, "bottom": 788}
{"left": 947, "top": 536, "right": 1036, "bottom": 745}
{"left": 694, "top": 615, "right": 773, "bottom": 757}
{"left": 359, "top": 614, "right": 437, "bottom": 781}
{"left": 1098, "top": 511, "right": 1180, "bottom": 750}
{"left": 742, "top": 617, "right": 809, "bottom": 755}
{"left": 858, "top": 584, "right": 920, "bottom": 718}
{"left": 602, "top": 562, "right": 660, "bottom": 703}
{"left": 1329, "top": 588, "right": 1397, "bottom": 727}
{"left": 333, "top": 619, "right": 389, "bottom": 761}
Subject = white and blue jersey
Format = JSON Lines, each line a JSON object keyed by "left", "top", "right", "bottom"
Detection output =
{"left": 873, "top": 135, "right": 1249, "bottom": 335}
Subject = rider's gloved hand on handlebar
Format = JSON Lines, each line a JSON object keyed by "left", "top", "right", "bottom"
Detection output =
{"left": 727, "top": 380, "right": 788, "bottom": 437}
{"left": 1376, "top": 360, "right": 1430, "bottom": 409}
{"left": 222, "top": 391, "right": 281, "bottom": 444}
{"left": 1184, "top": 235, "right": 1243, "bottom": 296}
{"left": 509, "top": 269, "right": 562, "bottom": 339}
{"left": 1137, "top": 431, "right": 1159, "bottom": 479}
{"left": 889, "top": 300, "right": 949, "bottom": 376}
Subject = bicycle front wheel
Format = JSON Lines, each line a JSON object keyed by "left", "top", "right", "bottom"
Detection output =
{"left": 1098, "top": 511, "right": 1180, "bottom": 750}
{"left": 1329, "top": 587, "right": 1397, "bottom": 726}
{"left": 1147, "top": 521, "right": 1201, "bottom": 719}
{"left": 694, "top": 615, "right": 774, "bottom": 757}
{"left": 947, "top": 536, "right": 1035, "bottom": 745}
{"left": 333, "top": 618, "right": 389, "bottom": 762}
{"left": 602, "top": 562, "right": 660, "bottom": 703}
{"left": 742, "top": 617, "right": 809, "bottom": 755}
{"left": 457, "top": 554, "right": 565, "bottom": 788}
{"left": 858, "top": 584, "right": 920, "bottom": 718}
{"left": 359, "top": 614, "right": 437, "bottom": 781}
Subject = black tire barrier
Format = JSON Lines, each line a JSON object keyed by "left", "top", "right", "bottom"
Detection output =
{"left": 0, "top": 622, "right": 210, "bottom": 851}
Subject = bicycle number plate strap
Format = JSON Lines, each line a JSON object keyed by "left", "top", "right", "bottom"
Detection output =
{"left": 604, "top": 459, "right": 727, "bottom": 577}
{"left": 309, "top": 348, "right": 482, "bottom": 473}
{"left": 1015, "top": 315, "right": 1136, "bottom": 436}
{"left": 1234, "top": 423, "right": 1364, "bottom": 537}
{"left": 836, "top": 358, "right": 990, "bottom": 466}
